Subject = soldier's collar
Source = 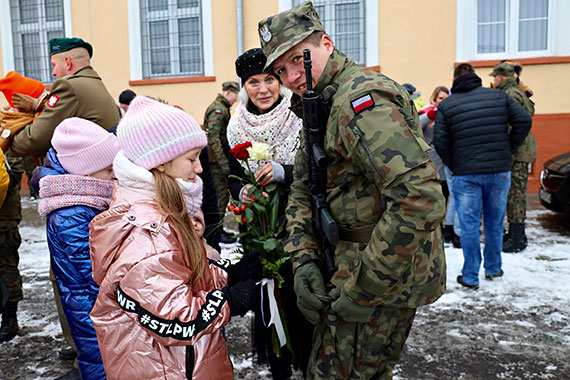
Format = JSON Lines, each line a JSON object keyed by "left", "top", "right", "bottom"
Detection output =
{"left": 314, "top": 48, "right": 350, "bottom": 94}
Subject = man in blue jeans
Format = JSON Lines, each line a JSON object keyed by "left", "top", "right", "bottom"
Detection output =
{"left": 434, "top": 63, "right": 531, "bottom": 289}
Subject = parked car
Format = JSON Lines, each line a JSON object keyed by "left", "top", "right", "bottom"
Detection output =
{"left": 539, "top": 151, "right": 570, "bottom": 214}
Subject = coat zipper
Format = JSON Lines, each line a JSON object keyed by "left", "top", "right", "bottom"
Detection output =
{"left": 186, "top": 345, "right": 195, "bottom": 379}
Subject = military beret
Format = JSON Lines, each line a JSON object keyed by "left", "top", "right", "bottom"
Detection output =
{"left": 49, "top": 37, "right": 93, "bottom": 58}
{"left": 490, "top": 61, "right": 515, "bottom": 77}
{"left": 235, "top": 48, "right": 267, "bottom": 83}
{"left": 222, "top": 81, "right": 239, "bottom": 93}
{"left": 258, "top": 1, "right": 326, "bottom": 70}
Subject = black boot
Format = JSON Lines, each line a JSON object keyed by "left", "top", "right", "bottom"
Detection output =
{"left": 452, "top": 233, "right": 462, "bottom": 248}
{"left": 503, "top": 225, "right": 511, "bottom": 243}
{"left": 0, "top": 301, "right": 19, "bottom": 342}
{"left": 503, "top": 223, "right": 527, "bottom": 253}
{"left": 443, "top": 225, "right": 454, "bottom": 243}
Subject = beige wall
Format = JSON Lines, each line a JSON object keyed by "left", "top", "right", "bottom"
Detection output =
{"left": 379, "top": 0, "right": 457, "bottom": 105}
{"left": 1, "top": 0, "right": 569, "bottom": 118}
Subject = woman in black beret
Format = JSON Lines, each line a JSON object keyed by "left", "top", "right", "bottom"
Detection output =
{"left": 226, "top": 48, "right": 312, "bottom": 380}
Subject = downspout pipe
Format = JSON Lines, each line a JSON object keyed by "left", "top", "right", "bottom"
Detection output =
{"left": 236, "top": 0, "right": 244, "bottom": 57}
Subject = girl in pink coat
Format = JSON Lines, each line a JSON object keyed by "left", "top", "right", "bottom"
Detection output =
{"left": 89, "top": 96, "right": 260, "bottom": 380}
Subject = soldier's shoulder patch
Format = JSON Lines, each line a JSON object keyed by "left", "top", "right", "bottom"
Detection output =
{"left": 215, "top": 109, "right": 222, "bottom": 114}
{"left": 47, "top": 95, "right": 60, "bottom": 108}
{"left": 350, "top": 94, "right": 374, "bottom": 114}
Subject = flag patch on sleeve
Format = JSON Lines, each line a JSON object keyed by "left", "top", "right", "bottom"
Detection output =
{"left": 47, "top": 95, "right": 59, "bottom": 108}
{"left": 351, "top": 94, "right": 374, "bottom": 114}
{"left": 215, "top": 109, "right": 222, "bottom": 114}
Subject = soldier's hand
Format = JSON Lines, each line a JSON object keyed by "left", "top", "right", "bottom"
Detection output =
{"left": 331, "top": 286, "right": 376, "bottom": 323}
{"left": 293, "top": 262, "right": 327, "bottom": 325}
{"left": 11, "top": 93, "right": 36, "bottom": 113}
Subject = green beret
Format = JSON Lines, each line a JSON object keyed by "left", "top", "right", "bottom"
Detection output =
{"left": 49, "top": 37, "right": 93, "bottom": 58}
{"left": 490, "top": 62, "right": 515, "bottom": 77}
{"left": 258, "top": 1, "right": 326, "bottom": 70}
{"left": 222, "top": 81, "right": 239, "bottom": 93}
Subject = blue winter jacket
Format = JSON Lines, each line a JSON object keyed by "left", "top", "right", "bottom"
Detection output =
{"left": 33, "top": 149, "right": 106, "bottom": 380}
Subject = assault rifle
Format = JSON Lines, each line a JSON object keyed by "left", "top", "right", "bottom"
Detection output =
{"left": 301, "top": 49, "right": 338, "bottom": 280}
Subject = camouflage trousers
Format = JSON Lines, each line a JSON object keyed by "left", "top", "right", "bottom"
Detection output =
{"left": 307, "top": 306, "right": 416, "bottom": 380}
{"left": 0, "top": 155, "right": 24, "bottom": 303}
{"left": 0, "top": 226, "right": 23, "bottom": 303}
{"left": 507, "top": 161, "right": 529, "bottom": 224}
{"left": 210, "top": 162, "right": 229, "bottom": 215}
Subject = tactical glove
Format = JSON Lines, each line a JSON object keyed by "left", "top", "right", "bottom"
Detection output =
{"left": 293, "top": 262, "right": 327, "bottom": 325}
{"left": 222, "top": 279, "right": 256, "bottom": 317}
{"left": 330, "top": 286, "right": 376, "bottom": 323}
{"left": 227, "top": 250, "right": 262, "bottom": 286}
{"left": 11, "top": 93, "right": 37, "bottom": 113}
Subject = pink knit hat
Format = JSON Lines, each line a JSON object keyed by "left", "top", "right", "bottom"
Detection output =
{"left": 117, "top": 96, "right": 207, "bottom": 170}
{"left": 52, "top": 118, "right": 120, "bottom": 175}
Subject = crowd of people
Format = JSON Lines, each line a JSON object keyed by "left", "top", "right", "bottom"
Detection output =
{"left": 0, "top": 1, "right": 537, "bottom": 380}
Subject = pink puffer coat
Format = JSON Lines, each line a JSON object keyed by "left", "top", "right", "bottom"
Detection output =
{"left": 89, "top": 186, "right": 233, "bottom": 380}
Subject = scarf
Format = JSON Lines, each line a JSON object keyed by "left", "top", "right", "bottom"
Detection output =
{"left": 226, "top": 91, "right": 302, "bottom": 173}
{"left": 113, "top": 151, "right": 203, "bottom": 217}
{"left": 38, "top": 174, "right": 115, "bottom": 217}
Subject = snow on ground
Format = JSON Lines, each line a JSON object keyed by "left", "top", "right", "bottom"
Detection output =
{"left": 1, "top": 196, "right": 569, "bottom": 379}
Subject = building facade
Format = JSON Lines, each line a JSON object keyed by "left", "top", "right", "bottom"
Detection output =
{"left": 1, "top": 0, "right": 569, "bottom": 192}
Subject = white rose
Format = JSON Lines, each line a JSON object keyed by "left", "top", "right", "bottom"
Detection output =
{"left": 247, "top": 142, "right": 271, "bottom": 161}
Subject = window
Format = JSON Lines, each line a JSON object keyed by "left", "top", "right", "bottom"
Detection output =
{"left": 292, "top": 0, "right": 366, "bottom": 65}
{"left": 477, "top": 0, "right": 549, "bottom": 56}
{"left": 9, "top": 0, "right": 65, "bottom": 83}
{"left": 140, "top": 0, "right": 204, "bottom": 78}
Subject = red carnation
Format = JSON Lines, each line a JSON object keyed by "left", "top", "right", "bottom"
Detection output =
{"left": 229, "top": 142, "right": 252, "bottom": 160}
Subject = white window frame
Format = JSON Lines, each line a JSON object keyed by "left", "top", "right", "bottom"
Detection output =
{"left": 0, "top": 0, "right": 72, "bottom": 81}
{"left": 128, "top": 0, "right": 214, "bottom": 80}
{"left": 457, "top": 0, "right": 570, "bottom": 61}
{"left": 280, "top": 0, "right": 378, "bottom": 68}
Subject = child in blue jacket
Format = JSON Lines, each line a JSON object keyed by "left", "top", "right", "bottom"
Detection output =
{"left": 33, "top": 118, "right": 119, "bottom": 380}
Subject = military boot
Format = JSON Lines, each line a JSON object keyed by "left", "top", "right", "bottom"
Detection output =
{"left": 503, "top": 223, "right": 527, "bottom": 253}
{"left": 0, "top": 301, "right": 19, "bottom": 342}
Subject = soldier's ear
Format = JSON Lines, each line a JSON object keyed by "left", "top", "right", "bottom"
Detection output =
{"left": 322, "top": 35, "right": 334, "bottom": 55}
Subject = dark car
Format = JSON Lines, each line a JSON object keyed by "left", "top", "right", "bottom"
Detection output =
{"left": 539, "top": 151, "right": 570, "bottom": 214}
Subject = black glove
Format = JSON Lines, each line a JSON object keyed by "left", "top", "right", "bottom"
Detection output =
{"left": 227, "top": 250, "right": 262, "bottom": 286}
{"left": 222, "top": 279, "right": 257, "bottom": 317}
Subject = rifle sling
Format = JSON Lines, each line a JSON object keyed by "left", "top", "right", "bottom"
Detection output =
{"left": 338, "top": 224, "right": 375, "bottom": 244}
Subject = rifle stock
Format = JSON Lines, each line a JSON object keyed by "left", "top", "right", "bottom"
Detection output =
{"left": 301, "top": 49, "right": 338, "bottom": 280}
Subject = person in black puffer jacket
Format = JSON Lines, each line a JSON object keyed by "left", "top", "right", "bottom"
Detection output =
{"left": 434, "top": 63, "right": 531, "bottom": 290}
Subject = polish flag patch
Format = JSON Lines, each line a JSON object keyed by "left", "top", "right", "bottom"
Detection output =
{"left": 351, "top": 94, "right": 374, "bottom": 114}
{"left": 215, "top": 109, "right": 222, "bottom": 114}
{"left": 47, "top": 95, "right": 60, "bottom": 108}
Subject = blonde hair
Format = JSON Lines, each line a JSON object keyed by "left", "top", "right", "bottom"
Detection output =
{"left": 430, "top": 86, "right": 450, "bottom": 105}
{"left": 151, "top": 169, "right": 205, "bottom": 286}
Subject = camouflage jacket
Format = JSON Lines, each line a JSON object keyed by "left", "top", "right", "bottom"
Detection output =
{"left": 203, "top": 94, "right": 232, "bottom": 171}
{"left": 497, "top": 78, "right": 537, "bottom": 163}
{"left": 285, "top": 49, "right": 446, "bottom": 309}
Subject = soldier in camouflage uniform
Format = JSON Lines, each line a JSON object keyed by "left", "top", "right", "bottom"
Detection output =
{"left": 258, "top": 2, "right": 447, "bottom": 378}
{"left": 0, "top": 154, "right": 24, "bottom": 342}
{"left": 204, "top": 81, "right": 239, "bottom": 218}
{"left": 490, "top": 62, "right": 536, "bottom": 253}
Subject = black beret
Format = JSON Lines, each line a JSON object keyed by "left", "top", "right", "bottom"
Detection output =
{"left": 49, "top": 37, "right": 93, "bottom": 58}
{"left": 235, "top": 48, "right": 267, "bottom": 83}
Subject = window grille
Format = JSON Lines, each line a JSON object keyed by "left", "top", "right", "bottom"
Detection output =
{"left": 140, "top": 0, "right": 203, "bottom": 78}
{"left": 293, "top": 0, "right": 365, "bottom": 66}
{"left": 9, "top": 0, "right": 65, "bottom": 83}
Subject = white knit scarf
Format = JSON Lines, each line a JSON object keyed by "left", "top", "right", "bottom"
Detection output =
{"left": 113, "top": 151, "right": 203, "bottom": 217}
{"left": 38, "top": 175, "right": 115, "bottom": 217}
{"left": 226, "top": 91, "right": 302, "bottom": 173}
